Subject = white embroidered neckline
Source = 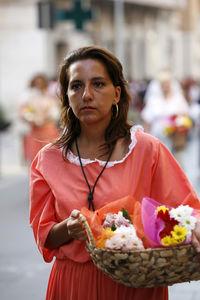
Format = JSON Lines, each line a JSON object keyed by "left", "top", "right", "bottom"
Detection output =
{"left": 66, "top": 125, "right": 143, "bottom": 167}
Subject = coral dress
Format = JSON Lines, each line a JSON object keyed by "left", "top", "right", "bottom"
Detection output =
{"left": 19, "top": 90, "right": 60, "bottom": 163}
{"left": 30, "top": 126, "right": 200, "bottom": 300}
{"left": 23, "top": 122, "right": 59, "bottom": 163}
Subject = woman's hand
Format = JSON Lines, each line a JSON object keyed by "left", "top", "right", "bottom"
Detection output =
{"left": 66, "top": 209, "right": 87, "bottom": 242}
{"left": 45, "top": 209, "right": 86, "bottom": 249}
{"left": 191, "top": 221, "right": 200, "bottom": 253}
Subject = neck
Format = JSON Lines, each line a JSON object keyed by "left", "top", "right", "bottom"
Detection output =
{"left": 78, "top": 123, "right": 108, "bottom": 147}
{"left": 163, "top": 91, "right": 172, "bottom": 99}
{"left": 74, "top": 122, "right": 111, "bottom": 160}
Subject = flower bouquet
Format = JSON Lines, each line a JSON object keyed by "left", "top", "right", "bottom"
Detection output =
{"left": 19, "top": 97, "right": 60, "bottom": 126}
{"left": 95, "top": 209, "right": 144, "bottom": 251}
{"left": 19, "top": 104, "right": 36, "bottom": 123}
{"left": 162, "top": 114, "right": 193, "bottom": 150}
{"left": 19, "top": 103, "right": 46, "bottom": 126}
{"left": 163, "top": 114, "right": 192, "bottom": 135}
{"left": 79, "top": 195, "right": 200, "bottom": 288}
{"left": 141, "top": 197, "right": 197, "bottom": 248}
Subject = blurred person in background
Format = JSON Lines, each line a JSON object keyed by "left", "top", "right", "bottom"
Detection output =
{"left": 48, "top": 75, "right": 61, "bottom": 99}
{"left": 141, "top": 69, "right": 191, "bottom": 165}
{"left": 181, "top": 77, "right": 200, "bottom": 128}
{"left": 181, "top": 77, "right": 200, "bottom": 105}
{"left": 128, "top": 78, "right": 148, "bottom": 123}
{"left": 19, "top": 73, "right": 60, "bottom": 164}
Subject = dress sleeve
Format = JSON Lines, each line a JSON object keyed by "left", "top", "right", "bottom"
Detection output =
{"left": 29, "top": 152, "right": 58, "bottom": 262}
{"left": 151, "top": 141, "right": 200, "bottom": 213}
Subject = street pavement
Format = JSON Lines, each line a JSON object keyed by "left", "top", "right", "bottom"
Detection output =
{"left": 0, "top": 126, "right": 200, "bottom": 299}
{"left": 0, "top": 175, "right": 52, "bottom": 300}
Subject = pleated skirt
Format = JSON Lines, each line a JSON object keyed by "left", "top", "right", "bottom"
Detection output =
{"left": 46, "top": 258, "right": 168, "bottom": 300}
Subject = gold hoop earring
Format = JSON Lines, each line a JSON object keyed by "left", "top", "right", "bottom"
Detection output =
{"left": 112, "top": 103, "right": 119, "bottom": 119}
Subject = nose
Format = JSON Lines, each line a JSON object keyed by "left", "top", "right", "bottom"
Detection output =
{"left": 82, "top": 84, "right": 93, "bottom": 101}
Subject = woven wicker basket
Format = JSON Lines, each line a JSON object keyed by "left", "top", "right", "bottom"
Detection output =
{"left": 171, "top": 132, "right": 187, "bottom": 151}
{"left": 79, "top": 214, "right": 200, "bottom": 288}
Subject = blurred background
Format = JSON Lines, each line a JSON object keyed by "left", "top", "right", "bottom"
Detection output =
{"left": 0, "top": 0, "right": 200, "bottom": 299}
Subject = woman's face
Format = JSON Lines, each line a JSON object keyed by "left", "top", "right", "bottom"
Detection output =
{"left": 67, "top": 58, "right": 121, "bottom": 126}
{"left": 34, "top": 76, "right": 47, "bottom": 90}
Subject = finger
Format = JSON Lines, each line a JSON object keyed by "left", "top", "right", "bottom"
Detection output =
{"left": 71, "top": 209, "right": 80, "bottom": 219}
{"left": 194, "top": 221, "right": 200, "bottom": 241}
{"left": 191, "top": 234, "right": 200, "bottom": 264}
{"left": 67, "top": 217, "right": 82, "bottom": 230}
{"left": 75, "top": 232, "right": 87, "bottom": 241}
{"left": 68, "top": 228, "right": 86, "bottom": 241}
{"left": 68, "top": 226, "right": 84, "bottom": 236}
{"left": 192, "top": 233, "right": 200, "bottom": 253}
{"left": 67, "top": 221, "right": 85, "bottom": 237}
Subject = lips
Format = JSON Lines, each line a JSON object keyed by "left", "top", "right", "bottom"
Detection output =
{"left": 81, "top": 106, "right": 95, "bottom": 111}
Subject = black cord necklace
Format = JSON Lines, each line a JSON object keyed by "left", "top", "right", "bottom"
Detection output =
{"left": 75, "top": 138, "right": 113, "bottom": 211}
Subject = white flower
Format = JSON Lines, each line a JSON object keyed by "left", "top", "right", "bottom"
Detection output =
{"left": 169, "top": 205, "right": 193, "bottom": 222}
{"left": 169, "top": 205, "right": 197, "bottom": 239}
{"left": 122, "top": 237, "right": 144, "bottom": 251}
{"left": 105, "top": 225, "right": 144, "bottom": 251}
{"left": 179, "top": 216, "right": 197, "bottom": 232}
{"left": 105, "top": 234, "right": 124, "bottom": 250}
{"left": 115, "top": 225, "right": 136, "bottom": 237}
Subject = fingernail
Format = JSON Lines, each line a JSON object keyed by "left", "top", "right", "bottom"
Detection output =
{"left": 196, "top": 247, "right": 200, "bottom": 253}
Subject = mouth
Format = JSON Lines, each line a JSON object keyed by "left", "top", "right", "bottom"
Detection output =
{"left": 81, "top": 106, "right": 96, "bottom": 111}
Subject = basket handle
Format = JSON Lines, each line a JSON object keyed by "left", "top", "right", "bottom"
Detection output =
{"left": 79, "top": 214, "right": 96, "bottom": 248}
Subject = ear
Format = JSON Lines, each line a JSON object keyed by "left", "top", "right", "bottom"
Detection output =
{"left": 113, "top": 86, "right": 121, "bottom": 104}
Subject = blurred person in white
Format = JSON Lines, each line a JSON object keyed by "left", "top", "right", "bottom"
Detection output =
{"left": 141, "top": 69, "right": 190, "bottom": 165}
{"left": 19, "top": 73, "right": 60, "bottom": 164}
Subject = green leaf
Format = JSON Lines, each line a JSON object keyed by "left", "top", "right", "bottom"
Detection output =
{"left": 111, "top": 223, "right": 117, "bottom": 231}
{"left": 122, "top": 207, "right": 132, "bottom": 224}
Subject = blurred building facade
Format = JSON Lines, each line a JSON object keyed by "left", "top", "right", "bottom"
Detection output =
{"left": 0, "top": 0, "right": 200, "bottom": 119}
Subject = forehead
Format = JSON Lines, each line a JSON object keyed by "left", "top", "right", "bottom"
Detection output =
{"left": 67, "top": 59, "right": 109, "bottom": 80}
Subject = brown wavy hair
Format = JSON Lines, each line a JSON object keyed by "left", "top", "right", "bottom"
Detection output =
{"left": 54, "top": 45, "right": 132, "bottom": 158}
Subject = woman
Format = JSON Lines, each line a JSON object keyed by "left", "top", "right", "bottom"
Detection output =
{"left": 30, "top": 46, "right": 200, "bottom": 300}
{"left": 19, "top": 73, "right": 60, "bottom": 163}
{"left": 141, "top": 69, "right": 190, "bottom": 154}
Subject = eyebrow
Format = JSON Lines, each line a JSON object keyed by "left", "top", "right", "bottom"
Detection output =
{"left": 91, "top": 76, "right": 106, "bottom": 81}
{"left": 70, "top": 76, "right": 107, "bottom": 84}
{"left": 69, "top": 79, "right": 82, "bottom": 84}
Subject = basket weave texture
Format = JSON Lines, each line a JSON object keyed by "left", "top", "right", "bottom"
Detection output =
{"left": 79, "top": 214, "right": 200, "bottom": 288}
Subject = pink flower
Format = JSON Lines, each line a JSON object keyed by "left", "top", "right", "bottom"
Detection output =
{"left": 103, "top": 211, "right": 131, "bottom": 230}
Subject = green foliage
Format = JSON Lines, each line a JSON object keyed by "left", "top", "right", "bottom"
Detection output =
{"left": 122, "top": 207, "right": 132, "bottom": 224}
{"left": 111, "top": 223, "right": 117, "bottom": 231}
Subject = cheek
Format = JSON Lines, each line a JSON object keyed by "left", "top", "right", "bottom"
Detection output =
{"left": 68, "top": 97, "right": 81, "bottom": 113}
{"left": 67, "top": 89, "right": 75, "bottom": 99}
{"left": 68, "top": 89, "right": 83, "bottom": 99}
{"left": 68, "top": 91, "right": 77, "bottom": 106}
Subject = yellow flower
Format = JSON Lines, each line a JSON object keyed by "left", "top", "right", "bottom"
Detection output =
{"left": 105, "top": 228, "right": 112, "bottom": 232}
{"left": 157, "top": 206, "right": 169, "bottom": 213}
{"left": 176, "top": 115, "right": 192, "bottom": 128}
{"left": 24, "top": 105, "right": 34, "bottom": 113}
{"left": 161, "top": 225, "right": 188, "bottom": 246}
{"left": 164, "top": 127, "right": 174, "bottom": 135}
{"left": 161, "top": 235, "right": 175, "bottom": 246}
{"left": 171, "top": 225, "right": 187, "bottom": 244}
{"left": 183, "top": 116, "right": 192, "bottom": 128}
{"left": 95, "top": 228, "right": 115, "bottom": 248}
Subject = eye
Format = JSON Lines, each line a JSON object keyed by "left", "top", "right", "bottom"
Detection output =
{"left": 70, "top": 82, "right": 82, "bottom": 91}
{"left": 93, "top": 81, "right": 105, "bottom": 88}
